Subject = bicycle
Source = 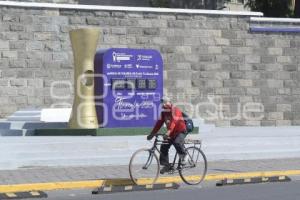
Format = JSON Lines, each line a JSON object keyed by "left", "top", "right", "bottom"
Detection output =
{"left": 129, "top": 133, "right": 207, "bottom": 185}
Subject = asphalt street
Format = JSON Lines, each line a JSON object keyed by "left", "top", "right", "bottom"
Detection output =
{"left": 24, "top": 179, "right": 300, "bottom": 200}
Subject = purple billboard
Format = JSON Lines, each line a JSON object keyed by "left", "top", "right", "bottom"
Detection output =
{"left": 94, "top": 48, "right": 164, "bottom": 128}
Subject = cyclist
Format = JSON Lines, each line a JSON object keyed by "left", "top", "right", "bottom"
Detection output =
{"left": 147, "top": 97, "right": 187, "bottom": 174}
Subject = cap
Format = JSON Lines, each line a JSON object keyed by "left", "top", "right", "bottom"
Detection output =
{"left": 160, "top": 96, "right": 171, "bottom": 104}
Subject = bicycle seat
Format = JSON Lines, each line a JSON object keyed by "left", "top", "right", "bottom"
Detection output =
{"left": 184, "top": 139, "right": 202, "bottom": 144}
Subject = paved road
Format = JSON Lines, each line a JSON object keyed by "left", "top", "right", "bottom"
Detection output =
{"left": 25, "top": 180, "right": 300, "bottom": 200}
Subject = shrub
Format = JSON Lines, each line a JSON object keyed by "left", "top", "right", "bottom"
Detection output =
{"left": 245, "top": 0, "right": 294, "bottom": 17}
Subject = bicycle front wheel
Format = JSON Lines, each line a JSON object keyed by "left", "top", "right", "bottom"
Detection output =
{"left": 179, "top": 147, "right": 207, "bottom": 185}
{"left": 129, "top": 148, "right": 160, "bottom": 185}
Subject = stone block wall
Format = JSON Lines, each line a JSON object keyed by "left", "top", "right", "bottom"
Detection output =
{"left": 0, "top": 3, "right": 300, "bottom": 126}
{"left": 1, "top": 0, "right": 78, "bottom": 4}
{"left": 1, "top": 0, "right": 222, "bottom": 9}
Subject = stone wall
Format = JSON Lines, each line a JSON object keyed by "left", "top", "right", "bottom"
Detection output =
{"left": 79, "top": 0, "right": 149, "bottom": 7}
{"left": 0, "top": 3, "right": 300, "bottom": 126}
{"left": 79, "top": 0, "right": 224, "bottom": 10}
{"left": 1, "top": 0, "right": 78, "bottom": 4}
{"left": 0, "top": 0, "right": 223, "bottom": 9}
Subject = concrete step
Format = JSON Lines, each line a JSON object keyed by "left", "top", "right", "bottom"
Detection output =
{"left": 206, "top": 150, "right": 300, "bottom": 161}
{"left": 0, "top": 136, "right": 298, "bottom": 151}
{"left": 199, "top": 127, "right": 300, "bottom": 138}
{"left": 1, "top": 149, "right": 299, "bottom": 169}
{"left": 0, "top": 129, "right": 24, "bottom": 136}
{"left": 1, "top": 140, "right": 298, "bottom": 158}
{"left": 0, "top": 132, "right": 299, "bottom": 169}
{"left": 7, "top": 108, "right": 41, "bottom": 121}
{"left": 0, "top": 156, "right": 132, "bottom": 169}
{"left": 0, "top": 122, "right": 68, "bottom": 130}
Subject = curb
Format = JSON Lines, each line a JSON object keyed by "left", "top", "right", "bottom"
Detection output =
{"left": 92, "top": 183, "right": 180, "bottom": 194}
{"left": 216, "top": 176, "right": 291, "bottom": 186}
{"left": 0, "top": 170, "right": 299, "bottom": 193}
{"left": 0, "top": 191, "right": 47, "bottom": 199}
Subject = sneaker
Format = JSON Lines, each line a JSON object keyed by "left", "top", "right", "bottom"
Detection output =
{"left": 160, "top": 166, "right": 171, "bottom": 174}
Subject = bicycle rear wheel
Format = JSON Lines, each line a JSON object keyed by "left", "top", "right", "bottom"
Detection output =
{"left": 179, "top": 147, "right": 207, "bottom": 185}
{"left": 129, "top": 148, "right": 160, "bottom": 185}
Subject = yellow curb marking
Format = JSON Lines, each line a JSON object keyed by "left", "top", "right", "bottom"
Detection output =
{"left": 104, "top": 179, "right": 133, "bottom": 186}
{"left": 0, "top": 180, "right": 105, "bottom": 193}
{"left": 0, "top": 170, "right": 299, "bottom": 193}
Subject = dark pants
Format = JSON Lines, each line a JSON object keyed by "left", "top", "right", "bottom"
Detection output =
{"left": 160, "top": 133, "right": 187, "bottom": 166}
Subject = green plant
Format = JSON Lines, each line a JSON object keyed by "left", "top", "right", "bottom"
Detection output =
{"left": 149, "top": 0, "right": 170, "bottom": 8}
{"left": 295, "top": 0, "right": 300, "bottom": 17}
{"left": 149, "top": 0, "right": 228, "bottom": 9}
{"left": 245, "top": 0, "right": 294, "bottom": 17}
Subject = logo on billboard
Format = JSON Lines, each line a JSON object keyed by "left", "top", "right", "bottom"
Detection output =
{"left": 136, "top": 64, "right": 153, "bottom": 69}
{"left": 137, "top": 54, "right": 153, "bottom": 61}
{"left": 107, "top": 64, "right": 122, "bottom": 69}
{"left": 124, "top": 64, "right": 133, "bottom": 69}
{"left": 112, "top": 51, "right": 133, "bottom": 63}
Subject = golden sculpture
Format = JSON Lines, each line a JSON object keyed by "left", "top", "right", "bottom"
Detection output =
{"left": 68, "top": 28, "right": 99, "bottom": 129}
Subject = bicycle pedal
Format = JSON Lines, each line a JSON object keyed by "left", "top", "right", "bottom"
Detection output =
{"left": 166, "top": 166, "right": 174, "bottom": 174}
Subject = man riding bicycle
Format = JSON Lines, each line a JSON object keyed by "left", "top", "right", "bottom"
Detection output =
{"left": 147, "top": 97, "right": 188, "bottom": 174}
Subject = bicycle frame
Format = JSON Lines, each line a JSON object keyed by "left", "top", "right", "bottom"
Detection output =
{"left": 129, "top": 134, "right": 207, "bottom": 186}
{"left": 144, "top": 135, "right": 184, "bottom": 171}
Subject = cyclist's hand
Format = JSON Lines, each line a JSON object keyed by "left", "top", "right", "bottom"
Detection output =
{"left": 163, "top": 134, "right": 170, "bottom": 141}
{"left": 147, "top": 134, "right": 154, "bottom": 141}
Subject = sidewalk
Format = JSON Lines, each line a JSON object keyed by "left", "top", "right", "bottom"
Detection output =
{"left": 0, "top": 158, "right": 299, "bottom": 185}
{"left": 1, "top": 127, "right": 300, "bottom": 170}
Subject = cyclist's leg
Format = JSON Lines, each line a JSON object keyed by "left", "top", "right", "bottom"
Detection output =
{"left": 173, "top": 133, "right": 187, "bottom": 164}
{"left": 173, "top": 133, "right": 186, "bottom": 155}
{"left": 159, "top": 141, "right": 172, "bottom": 166}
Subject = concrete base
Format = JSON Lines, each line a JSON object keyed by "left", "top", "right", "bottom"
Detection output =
{"left": 0, "top": 108, "right": 68, "bottom": 136}
{"left": 0, "top": 121, "right": 68, "bottom": 136}
{"left": 0, "top": 108, "right": 209, "bottom": 136}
